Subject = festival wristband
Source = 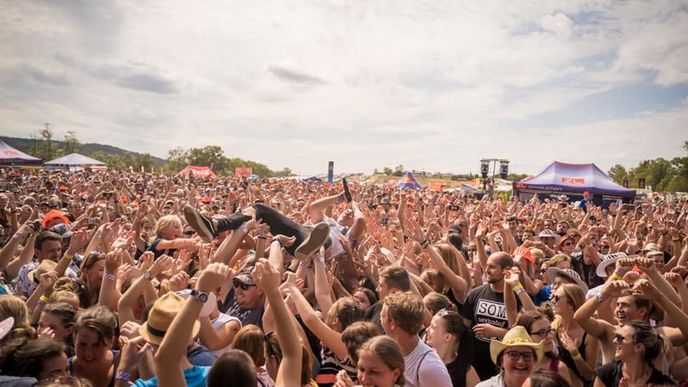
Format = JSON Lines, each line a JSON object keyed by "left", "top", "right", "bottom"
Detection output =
{"left": 595, "top": 293, "right": 607, "bottom": 303}
{"left": 13, "top": 234, "right": 23, "bottom": 242}
{"left": 420, "top": 240, "right": 429, "bottom": 249}
{"left": 104, "top": 273, "right": 116, "bottom": 281}
{"left": 238, "top": 224, "right": 248, "bottom": 234}
{"left": 115, "top": 370, "right": 131, "bottom": 381}
{"left": 39, "top": 295, "right": 50, "bottom": 303}
{"left": 571, "top": 352, "right": 583, "bottom": 361}
{"left": 64, "top": 254, "right": 74, "bottom": 262}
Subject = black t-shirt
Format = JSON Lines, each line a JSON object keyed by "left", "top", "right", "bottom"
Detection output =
{"left": 222, "top": 288, "right": 265, "bottom": 328}
{"left": 446, "top": 355, "right": 471, "bottom": 387}
{"left": 460, "top": 284, "right": 520, "bottom": 381}
{"left": 595, "top": 361, "right": 676, "bottom": 387}
{"left": 146, "top": 237, "right": 177, "bottom": 259}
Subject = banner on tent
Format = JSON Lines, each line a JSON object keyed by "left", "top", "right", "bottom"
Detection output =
{"left": 561, "top": 177, "right": 585, "bottom": 184}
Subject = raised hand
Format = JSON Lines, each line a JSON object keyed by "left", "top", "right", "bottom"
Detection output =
{"left": 196, "top": 262, "right": 230, "bottom": 293}
{"left": 252, "top": 258, "right": 281, "bottom": 293}
{"left": 601, "top": 280, "right": 630, "bottom": 298}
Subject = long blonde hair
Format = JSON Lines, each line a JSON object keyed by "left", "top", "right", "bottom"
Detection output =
{"left": 552, "top": 284, "right": 586, "bottom": 330}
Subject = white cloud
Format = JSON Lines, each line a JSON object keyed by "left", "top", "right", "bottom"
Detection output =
{"left": 0, "top": 0, "right": 686, "bottom": 175}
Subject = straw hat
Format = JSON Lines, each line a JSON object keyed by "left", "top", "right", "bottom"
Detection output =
{"left": 28, "top": 259, "right": 57, "bottom": 284}
{"left": 139, "top": 292, "right": 200, "bottom": 345}
{"left": 489, "top": 326, "right": 544, "bottom": 364}
{"left": 545, "top": 267, "right": 589, "bottom": 292}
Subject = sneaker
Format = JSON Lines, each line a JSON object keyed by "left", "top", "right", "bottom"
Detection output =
{"left": 183, "top": 205, "right": 216, "bottom": 243}
{"left": 295, "top": 223, "right": 330, "bottom": 262}
{"left": 342, "top": 178, "right": 352, "bottom": 203}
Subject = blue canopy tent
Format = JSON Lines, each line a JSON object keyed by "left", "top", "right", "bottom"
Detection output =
{"left": 513, "top": 161, "right": 636, "bottom": 206}
{"left": 397, "top": 172, "right": 422, "bottom": 189}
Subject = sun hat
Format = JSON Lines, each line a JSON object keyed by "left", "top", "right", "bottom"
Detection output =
{"left": 545, "top": 267, "right": 589, "bottom": 292}
{"left": 139, "top": 292, "right": 200, "bottom": 345}
{"left": 557, "top": 235, "right": 576, "bottom": 250}
{"left": 596, "top": 252, "right": 627, "bottom": 277}
{"left": 641, "top": 242, "right": 660, "bottom": 254}
{"left": 27, "top": 259, "right": 57, "bottom": 284}
{"left": 538, "top": 229, "right": 559, "bottom": 239}
{"left": 489, "top": 326, "right": 544, "bottom": 364}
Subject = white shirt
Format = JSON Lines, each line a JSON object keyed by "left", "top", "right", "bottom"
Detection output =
{"left": 403, "top": 340, "right": 452, "bottom": 387}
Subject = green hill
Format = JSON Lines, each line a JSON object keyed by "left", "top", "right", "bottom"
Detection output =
{"left": 0, "top": 135, "right": 166, "bottom": 165}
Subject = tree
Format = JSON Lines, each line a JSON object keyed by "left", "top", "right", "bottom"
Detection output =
{"left": 383, "top": 167, "right": 393, "bottom": 175}
{"left": 63, "top": 131, "right": 80, "bottom": 154}
{"left": 607, "top": 164, "right": 628, "bottom": 184}
{"left": 36, "top": 123, "right": 57, "bottom": 161}
{"left": 393, "top": 164, "right": 404, "bottom": 176}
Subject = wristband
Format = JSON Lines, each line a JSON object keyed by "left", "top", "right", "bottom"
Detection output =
{"left": 420, "top": 240, "right": 429, "bottom": 249}
{"left": 611, "top": 272, "right": 623, "bottom": 281}
{"left": 13, "top": 234, "right": 24, "bottom": 242}
{"left": 104, "top": 273, "right": 116, "bottom": 281}
{"left": 571, "top": 352, "right": 583, "bottom": 361}
{"left": 238, "top": 224, "right": 248, "bottom": 234}
{"left": 64, "top": 254, "right": 74, "bottom": 262}
{"left": 595, "top": 293, "right": 608, "bottom": 303}
{"left": 115, "top": 370, "right": 131, "bottom": 381}
{"left": 39, "top": 295, "right": 50, "bottom": 303}
{"left": 257, "top": 235, "right": 267, "bottom": 240}
{"left": 299, "top": 261, "right": 311, "bottom": 269}
{"left": 313, "top": 256, "right": 325, "bottom": 265}
{"left": 515, "top": 287, "right": 527, "bottom": 296}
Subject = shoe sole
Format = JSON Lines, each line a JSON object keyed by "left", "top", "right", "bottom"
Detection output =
{"left": 295, "top": 223, "right": 330, "bottom": 261}
{"left": 183, "top": 205, "right": 214, "bottom": 243}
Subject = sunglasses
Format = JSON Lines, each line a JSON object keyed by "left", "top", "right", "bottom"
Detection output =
{"left": 613, "top": 334, "right": 633, "bottom": 345}
{"left": 504, "top": 351, "right": 535, "bottom": 362}
{"left": 233, "top": 280, "right": 256, "bottom": 291}
{"left": 551, "top": 294, "right": 568, "bottom": 304}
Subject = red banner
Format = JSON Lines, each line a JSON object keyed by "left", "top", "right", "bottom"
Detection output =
{"left": 235, "top": 167, "right": 252, "bottom": 178}
{"left": 561, "top": 177, "right": 585, "bottom": 184}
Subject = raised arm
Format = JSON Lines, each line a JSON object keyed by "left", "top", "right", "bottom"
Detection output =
{"left": 154, "top": 263, "right": 230, "bottom": 387}
{"left": 253, "top": 259, "right": 302, "bottom": 387}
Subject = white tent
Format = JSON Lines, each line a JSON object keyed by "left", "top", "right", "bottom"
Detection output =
{"left": 45, "top": 153, "right": 106, "bottom": 171}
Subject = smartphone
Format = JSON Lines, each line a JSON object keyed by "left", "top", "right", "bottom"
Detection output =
{"left": 32, "top": 220, "right": 42, "bottom": 232}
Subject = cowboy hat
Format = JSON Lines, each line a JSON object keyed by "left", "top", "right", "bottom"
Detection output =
{"left": 596, "top": 252, "right": 627, "bottom": 277}
{"left": 139, "top": 292, "right": 200, "bottom": 345}
{"left": 489, "top": 326, "right": 544, "bottom": 364}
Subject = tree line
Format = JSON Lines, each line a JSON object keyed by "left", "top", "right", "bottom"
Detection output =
{"left": 608, "top": 141, "right": 688, "bottom": 192}
{"left": 27, "top": 124, "right": 293, "bottom": 177}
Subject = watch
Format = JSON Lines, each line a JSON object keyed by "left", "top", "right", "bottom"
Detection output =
{"left": 190, "top": 289, "right": 209, "bottom": 303}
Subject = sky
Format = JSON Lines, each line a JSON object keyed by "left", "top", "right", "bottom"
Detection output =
{"left": 1, "top": 1, "right": 687, "bottom": 176}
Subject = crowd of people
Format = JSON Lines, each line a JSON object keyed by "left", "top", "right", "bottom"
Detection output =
{"left": 0, "top": 167, "right": 687, "bottom": 387}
